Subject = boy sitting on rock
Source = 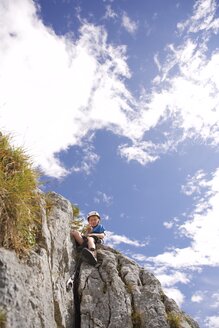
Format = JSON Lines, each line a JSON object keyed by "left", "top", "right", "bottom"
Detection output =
{"left": 71, "top": 211, "right": 105, "bottom": 265}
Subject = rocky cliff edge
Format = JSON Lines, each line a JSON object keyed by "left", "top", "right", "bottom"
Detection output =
{"left": 0, "top": 192, "right": 199, "bottom": 328}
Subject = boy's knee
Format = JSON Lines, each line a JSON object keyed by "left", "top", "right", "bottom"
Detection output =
{"left": 87, "top": 236, "right": 95, "bottom": 244}
{"left": 71, "top": 230, "right": 78, "bottom": 238}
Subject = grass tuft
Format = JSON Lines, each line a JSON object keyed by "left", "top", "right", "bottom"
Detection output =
{"left": 0, "top": 308, "right": 6, "bottom": 328}
{"left": 167, "top": 312, "right": 182, "bottom": 328}
{"left": 131, "top": 309, "right": 142, "bottom": 327}
{"left": 126, "top": 282, "right": 135, "bottom": 294}
{"left": 71, "top": 204, "right": 84, "bottom": 233}
{"left": 0, "top": 132, "right": 42, "bottom": 254}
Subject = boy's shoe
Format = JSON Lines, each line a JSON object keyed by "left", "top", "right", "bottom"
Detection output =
{"left": 82, "top": 248, "right": 97, "bottom": 266}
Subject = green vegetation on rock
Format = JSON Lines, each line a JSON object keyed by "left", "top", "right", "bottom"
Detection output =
{"left": 0, "top": 132, "right": 41, "bottom": 254}
{"left": 167, "top": 312, "right": 182, "bottom": 328}
{"left": 71, "top": 204, "right": 86, "bottom": 233}
{"left": 131, "top": 309, "right": 142, "bottom": 328}
{"left": 0, "top": 308, "right": 6, "bottom": 328}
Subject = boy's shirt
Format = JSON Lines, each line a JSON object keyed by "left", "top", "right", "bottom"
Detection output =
{"left": 91, "top": 224, "right": 105, "bottom": 234}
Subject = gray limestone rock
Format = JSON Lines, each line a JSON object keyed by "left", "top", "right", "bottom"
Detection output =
{"left": 0, "top": 192, "right": 74, "bottom": 328}
{"left": 0, "top": 192, "right": 199, "bottom": 328}
{"left": 77, "top": 245, "right": 199, "bottom": 328}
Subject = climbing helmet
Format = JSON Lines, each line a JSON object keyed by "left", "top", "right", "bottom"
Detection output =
{"left": 87, "top": 211, "right": 101, "bottom": 221}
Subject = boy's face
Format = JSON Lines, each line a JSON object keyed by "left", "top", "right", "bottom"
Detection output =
{"left": 88, "top": 215, "right": 100, "bottom": 227}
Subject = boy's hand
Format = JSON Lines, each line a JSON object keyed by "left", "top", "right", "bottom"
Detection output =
{"left": 86, "top": 225, "right": 93, "bottom": 233}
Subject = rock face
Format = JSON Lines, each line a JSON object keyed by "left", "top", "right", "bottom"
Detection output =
{"left": 0, "top": 192, "right": 74, "bottom": 328}
{"left": 78, "top": 246, "right": 199, "bottom": 328}
{"left": 0, "top": 192, "right": 199, "bottom": 328}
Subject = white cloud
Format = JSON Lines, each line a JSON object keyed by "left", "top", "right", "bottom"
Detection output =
{"left": 163, "top": 221, "right": 174, "bottom": 229}
{"left": 1, "top": 0, "right": 219, "bottom": 177}
{"left": 211, "top": 293, "right": 219, "bottom": 308}
{"left": 181, "top": 170, "right": 208, "bottom": 196}
{"left": 150, "top": 38, "right": 219, "bottom": 146}
{"left": 205, "top": 316, "right": 219, "bottom": 328}
{"left": 94, "top": 191, "right": 113, "bottom": 206}
{"left": 163, "top": 287, "right": 185, "bottom": 307}
{"left": 121, "top": 12, "right": 138, "bottom": 35}
{"left": 119, "top": 135, "right": 179, "bottom": 165}
{"left": 177, "top": 0, "right": 219, "bottom": 34}
{"left": 157, "top": 271, "right": 190, "bottom": 287}
{"left": 191, "top": 292, "right": 204, "bottom": 303}
{"left": 148, "top": 268, "right": 191, "bottom": 307}
{"left": 102, "top": 214, "right": 110, "bottom": 221}
{"left": 146, "top": 0, "right": 219, "bottom": 154}
{"left": 118, "top": 141, "right": 159, "bottom": 165}
{"left": 104, "top": 5, "right": 117, "bottom": 20}
{"left": 105, "top": 231, "right": 147, "bottom": 247}
{"left": 131, "top": 253, "right": 147, "bottom": 262}
{"left": 147, "top": 168, "right": 219, "bottom": 269}
{"left": 140, "top": 0, "right": 219, "bottom": 275}
{"left": 0, "top": 0, "right": 133, "bottom": 177}
{"left": 71, "top": 143, "right": 99, "bottom": 175}
{"left": 154, "top": 53, "right": 162, "bottom": 72}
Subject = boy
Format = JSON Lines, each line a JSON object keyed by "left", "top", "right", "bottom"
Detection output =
{"left": 71, "top": 211, "right": 105, "bottom": 265}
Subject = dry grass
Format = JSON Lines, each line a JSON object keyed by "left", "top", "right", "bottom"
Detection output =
{"left": 0, "top": 132, "right": 41, "bottom": 254}
{"left": 71, "top": 205, "right": 87, "bottom": 233}
{"left": 167, "top": 312, "right": 182, "bottom": 328}
{"left": 131, "top": 309, "right": 142, "bottom": 327}
{"left": 0, "top": 308, "right": 6, "bottom": 328}
{"left": 71, "top": 205, "right": 83, "bottom": 231}
{"left": 126, "top": 282, "right": 135, "bottom": 294}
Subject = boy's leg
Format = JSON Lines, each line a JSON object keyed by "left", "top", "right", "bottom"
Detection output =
{"left": 71, "top": 230, "right": 84, "bottom": 245}
{"left": 87, "top": 237, "right": 97, "bottom": 258}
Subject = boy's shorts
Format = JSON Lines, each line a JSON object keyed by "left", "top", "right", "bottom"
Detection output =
{"left": 75, "top": 235, "right": 102, "bottom": 249}
{"left": 80, "top": 235, "right": 101, "bottom": 247}
{"left": 90, "top": 235, "right": 101, "bottom": 243}
{"left": 83, "top": 235, "right": 101, "bottom": 244}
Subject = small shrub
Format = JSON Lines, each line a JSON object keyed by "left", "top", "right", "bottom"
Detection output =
{"left": 111, "top": 248, "right": 122, "bottom": 255}
{"left": 126, "top": 282, "right": 135, "bottom": 294}
{"left": 167, "top": 312, "right": 182, "bottom": 328}
{"left": 72, "top": 205, "right": 80, "bottom": 218}
{"left": 44, "top": 193, "right": 55, "bottom": 216}
{"left": 70, "top": 205, "right": 85, "bottom": 233}
{"left": 0, "top": 133, "right": 41, "bottom": 254}
{"left": 71, "top": 216, "right": 84, "bottom": 233}
{"left": 132, "top": 309, "right": 142, "bottom": 327}
{"left": 0, "top": 308, "right": 6, "bottom": 328}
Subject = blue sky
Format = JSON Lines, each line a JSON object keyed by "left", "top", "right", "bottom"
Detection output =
{"left": 1, "top": 0, "right": 219, "bottom": 326}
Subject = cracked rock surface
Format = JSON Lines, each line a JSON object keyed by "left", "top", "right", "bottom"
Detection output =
{"left": 0, "top": 192, "right": 199, "bottom": 328}
{"left": 0, "top": 192, "right": 74, "bottom": 328}
{"left": 78, "top": 246, "right": 199, "bottom": 328}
